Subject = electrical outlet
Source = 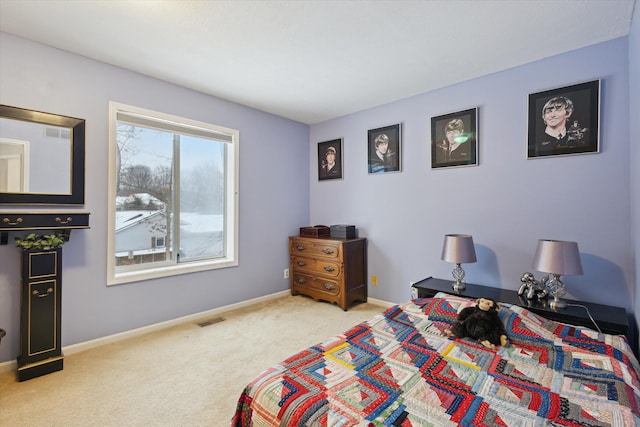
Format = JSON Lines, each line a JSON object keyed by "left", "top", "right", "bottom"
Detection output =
{"left": 371, "top": 275, "right": 378, "bottom": 286}
{"left": 284, "top": 268, "right": 289, "bottom": 279}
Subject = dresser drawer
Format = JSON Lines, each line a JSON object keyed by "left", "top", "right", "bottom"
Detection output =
{"left": 291, "top": 272, "right": 341, "bottom": 296}
{"left": 290, "top": 237, "right": 341, "bottom": 260}
{"left": 291, "top": 256, "right": 341, "bottom": 278}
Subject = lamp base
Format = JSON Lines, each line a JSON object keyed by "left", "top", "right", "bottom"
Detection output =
{"left": 546, "top": 274, "right": 567, "bottom": 310}
{"left": 549, "top": 297, "right": 567, "bottom": 310}
{"left": 451, "top": 280, "right": 466, "bottom": 293}
{"left": 451, "top": 263, "right": 466, "bottom": 293}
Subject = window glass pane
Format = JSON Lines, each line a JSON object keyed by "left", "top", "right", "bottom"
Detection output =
{"left": 115, "top": 125, "right": 173, "bottom": 268}
{"left": 178, "top": 135, "right": 226, "bottom": 261}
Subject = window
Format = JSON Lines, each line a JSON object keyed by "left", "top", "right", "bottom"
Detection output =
{"left": 107, "top": 102, "right": 239, "bottom": 285}
{"left": 152, "top": 236, "right": 165, "bottom": 248}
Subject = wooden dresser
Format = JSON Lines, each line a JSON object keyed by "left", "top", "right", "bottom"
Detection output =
{"left": 289, "top": 236, "right": 367, "bottom": 310}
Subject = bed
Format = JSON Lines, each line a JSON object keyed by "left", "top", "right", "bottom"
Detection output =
{"left": 232, "top": 293, "right": 640, "bottom": 426}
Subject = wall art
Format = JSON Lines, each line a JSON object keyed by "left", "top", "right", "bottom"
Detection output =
{"left": 318, "top": 138, "right": 343, "bottom": 181}
{"left": 431, "top": 107, "right": 478, "bottom": 169}
{"left": 527, "top": 80, "right": 600, "bottom": 158}
{"left": 368, "top": 123, "right": 401, "bottom": 174}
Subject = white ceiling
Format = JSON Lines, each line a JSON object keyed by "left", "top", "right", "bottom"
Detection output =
{"left": 0, "top": 0, "right": 636, "bottom": 124}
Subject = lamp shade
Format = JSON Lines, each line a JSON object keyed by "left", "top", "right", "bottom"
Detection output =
{"left": 441, "top": 234, "right": 477, "bottom": 264}
{"left": 532, "top": 239, "right": 583, "bottom": 275}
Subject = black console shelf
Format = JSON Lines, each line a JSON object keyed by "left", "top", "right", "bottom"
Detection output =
{"left": 0, "top": 212, "right": 90, "bottom": 381}
{"left": 0, "top": 212, "right": 90, "bottom": 245}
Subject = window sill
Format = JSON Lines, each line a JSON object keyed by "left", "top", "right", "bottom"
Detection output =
{"left": 107, "top": 258, "right": 238, "bottom": 286}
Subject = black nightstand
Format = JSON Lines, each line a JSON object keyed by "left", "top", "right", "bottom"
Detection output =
{"left": 412, "top": 277, "right": 630, "bottom": 345}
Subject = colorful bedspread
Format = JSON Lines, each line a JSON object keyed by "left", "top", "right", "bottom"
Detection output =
{"left": 232, "top": 294, "right": 640, "bottom": 426}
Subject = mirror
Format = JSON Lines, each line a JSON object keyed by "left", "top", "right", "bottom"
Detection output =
{"left": 0, "top": 105, "right": 85, "bottom": 205}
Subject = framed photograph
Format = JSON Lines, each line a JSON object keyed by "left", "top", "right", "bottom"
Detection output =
{"left": 368, "top": 123, "right": 401, "bottom": 174}
{"left": 318, "top": 138, "right": 343, "bottom": 181}
{"left": 431, "top": 107, "right": 478, "bottom": 169}
{"left": 527, "top": 80, "right": 600, "bottom": 159}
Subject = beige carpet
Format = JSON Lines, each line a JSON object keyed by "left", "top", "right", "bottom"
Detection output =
{"left": 0, "top": 295, "right": 387, "bottom": 426}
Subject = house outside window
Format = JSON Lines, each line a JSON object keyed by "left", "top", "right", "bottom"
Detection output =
{"left": 107, "top": 102, "right": 239, "bottom": 285}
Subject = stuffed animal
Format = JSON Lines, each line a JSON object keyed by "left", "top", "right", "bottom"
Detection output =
{"left": 446, "top": 297, "right": 508, "bottom": 349}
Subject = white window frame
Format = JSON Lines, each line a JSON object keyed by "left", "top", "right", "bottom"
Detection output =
{"left": 107, "top": 102, "right": 239, "bottom": 286}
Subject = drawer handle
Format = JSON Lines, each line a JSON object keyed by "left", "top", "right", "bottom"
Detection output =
{"left": 296, "top": 277, "right": 307, "bottom": 284}
{"left": 56, "top": 216, "right": 73, "bottom": 225}
{"left": 323, "top": 266, "right": 335, "bottom": 272}
{"left": 2, "top": 217, "right": 23, "bottom": 226}
{"left": 323, "top": 283, "right": 335, "bottom": 290}
{"left": 296, "top": 245, "right": 305, "bottom": 251}
{"left": 297, "top": 261, "right": 306, "bottom": 266}
{"left": 322, "top": 248, "right": 334, "bottom": 254}
{"left": 32, "top": 288, "right": 54, "bottom": 298}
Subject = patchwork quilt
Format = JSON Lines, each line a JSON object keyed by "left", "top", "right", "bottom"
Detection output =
{"left": 232, "top": 294, "right": 640, "bottom": 426}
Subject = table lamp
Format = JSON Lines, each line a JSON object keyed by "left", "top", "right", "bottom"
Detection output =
{"left": 441, "top": 234, "right": 477, "bottom": 292}
{"left": 532, "top": 239, "right": 583, "bottom": 309}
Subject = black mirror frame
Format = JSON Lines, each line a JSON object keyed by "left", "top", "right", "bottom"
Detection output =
{"left": 0, "top": 105, "right": 85, "bottom": 205}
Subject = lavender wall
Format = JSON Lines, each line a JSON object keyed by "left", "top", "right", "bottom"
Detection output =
{"left": 310, "top": 38, "right": 634, "bottom": 322}
{"left": 630, "top": 3, "right": 640, "bottom": 343}
{"left": 0, "top": 33, "right": 309, "bottom": 363}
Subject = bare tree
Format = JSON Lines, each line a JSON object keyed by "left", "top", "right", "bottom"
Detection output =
{"left": 115, "top": 125, "right": 142, "bottom": 192}
{"left": 119, "top": 164, "right": 154, "bottom": 195}
{"left": 152, "top": 165, "right": 172, "bottom": 201}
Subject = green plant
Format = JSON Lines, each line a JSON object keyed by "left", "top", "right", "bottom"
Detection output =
{"left": 15, "top": 232, "right": 66, "bottom": 251}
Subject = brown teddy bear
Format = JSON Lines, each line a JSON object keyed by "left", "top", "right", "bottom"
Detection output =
{"left": 446, "top": 297, "right": 508, "bottom": 349}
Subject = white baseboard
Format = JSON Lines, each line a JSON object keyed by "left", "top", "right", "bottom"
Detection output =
{"left": 367, "top": 296, "right": 396, "bottom": 308}
{"left": 0, "top": 291, "right": 395, "bottom": 375}
{"left": 0, "top": 359, "right": 15, "bottom": 374}
{"left": 0, "top": 290, "right": 290, "bottom": 375}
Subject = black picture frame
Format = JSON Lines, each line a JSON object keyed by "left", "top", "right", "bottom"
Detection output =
{"left": 431, "top": 108, "right": 478, "bottom": 169}
{"left": 527, "top": 80, "right": 600, "bottom": 159}
{"left": 368, "top": 123, "right": 401, "bottom": 174}
{"left": 318, "top": 138, "right": 343, "bottom": 181}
